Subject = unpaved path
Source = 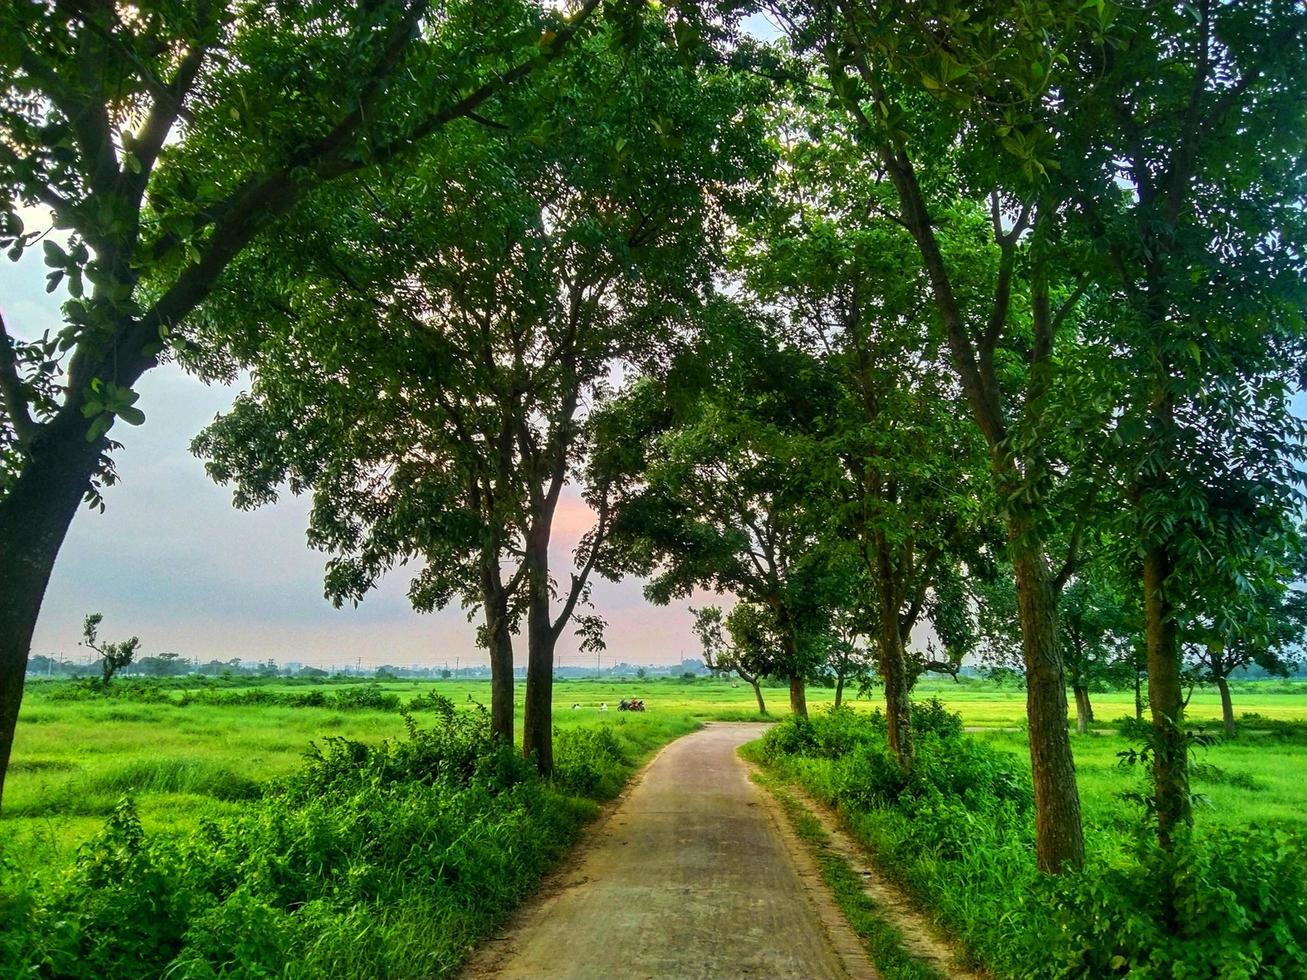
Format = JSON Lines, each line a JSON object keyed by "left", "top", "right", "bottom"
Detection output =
{"left": 463, "top": 723, "right": 877, "bottom": 980}
{"left": 763, "top": 778, "right": 986, "bottom": 980}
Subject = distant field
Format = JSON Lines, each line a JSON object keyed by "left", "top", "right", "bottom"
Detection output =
{"left": 6, "top": 675, "right": 1306, "bottom": 868}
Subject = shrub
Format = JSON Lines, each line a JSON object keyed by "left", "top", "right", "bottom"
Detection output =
{"left": 758, "top": 715, "right": 819, "bottom": 759}
{"left": 552, "top": 725, "right": 626, "bottom": 797}
{"left": 0, "top": 712, "right": 636, "bottom": 978}
{"left": 1050, "top": 829, "right": 1307, "bottom": 978}
{"left": 1115, "top": 715, "right": 1152, "bottom": 740}
{"left": 753, "top": 698, "right": 1307, "bottom": 980}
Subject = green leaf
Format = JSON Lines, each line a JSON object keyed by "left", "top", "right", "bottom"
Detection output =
{"left": 86, "top": 414, "right": 113, "bottom": 442}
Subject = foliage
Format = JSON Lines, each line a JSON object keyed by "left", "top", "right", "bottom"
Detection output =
{"left": 1050, "top": 830, "right": 1307, "bottom": 979}
{"left": 36, "top": 679, "right": 449, "bottom": 715}
{"left": 601, "top": 310, "right": 854, "bottom": 693}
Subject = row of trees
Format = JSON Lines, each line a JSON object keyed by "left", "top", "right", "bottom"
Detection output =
{"left": 2, "top": 1, "right": 1305, "bottom": 903}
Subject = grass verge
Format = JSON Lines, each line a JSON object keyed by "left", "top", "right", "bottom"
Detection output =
{"left": 750, "top": 766, "right": 947, "bottom": 980}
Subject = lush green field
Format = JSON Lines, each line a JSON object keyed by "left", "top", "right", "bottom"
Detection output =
{"left": 7, "top": 674, "right": 1305, "bottom": 867}
{"left": 5, "top": 677, "right": 727, "bottom": 868}
{"left": 3, "top": 674, "right": 1304, "bottom": 976}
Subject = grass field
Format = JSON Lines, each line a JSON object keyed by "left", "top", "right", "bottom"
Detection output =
{"left": 6, "top": 674, "right": 1305, "bottom": 871}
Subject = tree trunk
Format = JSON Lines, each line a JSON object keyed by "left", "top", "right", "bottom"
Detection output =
{"left": 1217, "top": 675, "right": 1235, "bottom": 737}
{"left": 0, "top": 416, "right": 107, "bottom": 810}
{"left": 877, "top": 604, "right": 914, "bottom": 770}
{"left": 1072, "top": 683, "right": 1093, "bottom": 735}
{"left": 1011, "top": 534, "right": 1086, "bottom": 874}
{"left": 1143, "top": 542, "right": 1190, "bottom": 852}
{"left": 870, "top": 534, "right": 915, "bottom": 768}
{"left": 1135, "top": 665, "right": 1144, "bottom": 720}
{"left": 867, "top": 136, "right": 1083, "bottom": 872}
{"left": 483, "top": 589, "right": 514, "bottom": 743}
{"left": 788, "top": 676, "right": 808, "bottom": 719}
{"left": 834, "top": 672, "right": 845, "bottom": 709}
{"left": 521, "top": 527, "right": 555, "bottom": 775}
{"left": 749, "top": 677, "right": 767, "bottom": 715}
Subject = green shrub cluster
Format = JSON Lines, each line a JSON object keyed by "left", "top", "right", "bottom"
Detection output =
{"left": 0, "top": 710, "right": 632, "bottom": 978}
{"left": 753, "top": 704, "right": 1307, "bottom": 979}
{"left": 1050, "top": 829, "right": 1307, "bottom": 979}
{"left": 1114, "top": 711, "right": 1307, "bottom": 746}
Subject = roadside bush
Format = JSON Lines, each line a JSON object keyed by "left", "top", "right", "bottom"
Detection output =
{"left": 753, "top": 702, "right": 1307, "bottom": 979}
{"left": 759, "top": 714, "right": 819, "bottom": 758}
{"left": 0, "top": 713, "right": 636, "bottom": 979}
{"left": 1114, "top": 715, "right": 1152, "bottom": 740}
{"left": 552, "top": 725, "right": 626, "bottom": 797}
{"left": 1050, "top": 829, "right": 1307, "bottom": 978}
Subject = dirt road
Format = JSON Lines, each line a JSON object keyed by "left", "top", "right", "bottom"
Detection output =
{"left": 463, "top": 723, "right": 875, "bottom": 980}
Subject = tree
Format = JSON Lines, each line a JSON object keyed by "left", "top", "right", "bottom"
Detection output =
{"left": 0, "top": 0, "right": 611, "bottom": 809}
{"left": 1184, "top": 533, "right": 1307, "bottom": 736}
{"left": 193, "top": 12, "right": 767, "bottom": 768}
{"left": 692, "top": 604, "right": 774, "bottom": 715}
{"left": 823, "top": 606, "right": 874, "bottom": 709}
{"left": 1058, "top": 0, "right": 1307, "bottom": 854}
{"left": 603, "top": 314, "right": 848, "bottom": 718}
{"left": 79, "top": 613, "right": 138, "bottom": 686}
{"left": 135, "top": 652, "right": 187, "bottom": 677}
{"left": 766, "top": 0, "right": 1131, "bottom": 873}
{"left": 733, "top": 116, "right": 996, "bottom": 766}
{"left": 1058, "top": 568, "right": 1133, "bottom": 735}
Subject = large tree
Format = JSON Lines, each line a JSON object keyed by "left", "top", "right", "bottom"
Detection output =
{"left": 194, "top": 13, "right": 767, "bottom": 769}
{"left": 734, "top": 115, "right": 995, "bottom": 767}
{"left": 1060, "top": 0, "right": 1307, "bottom": 852}
{"left": 0, "top": 0, "right": 608, "bottom": 807}
{"left": 602, "top": 313, "right": 849, "bottom": 718}
{"left": 765, "top": 0, "right": 1111, "bottom": 872}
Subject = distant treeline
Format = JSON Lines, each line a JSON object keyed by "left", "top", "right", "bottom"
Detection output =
{"left": 36, "top": 679, "right": 457, "bottom": 714}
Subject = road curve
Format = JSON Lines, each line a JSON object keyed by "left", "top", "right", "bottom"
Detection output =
{"left": 462, "top": 722, "right": 875, "bottom": 980}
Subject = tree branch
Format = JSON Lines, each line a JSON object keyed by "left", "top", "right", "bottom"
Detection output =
{"left": 0, "top": 312, "right": 39, "bottom": 446}
{"left": 1052, "top": 512, "right": 1087, "bottom": 593}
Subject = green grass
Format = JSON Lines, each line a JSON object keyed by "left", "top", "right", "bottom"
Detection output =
{"left": 4, "top": 678, "right": 725, "bottom": 868}
{"left": 1, "top": 704, "right": 688, "bottom": 978}
{"left": 7, "top": 675, "right": 1306, "bottom": 867}
{"left": 753, "top": 769, "right": 947, "bottom": 980}
{"left": 745, "top": 700, "right": 1307, "bottom": 979}
{"left": 5, "top": 674, "right": 1305, "bottom": 860}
